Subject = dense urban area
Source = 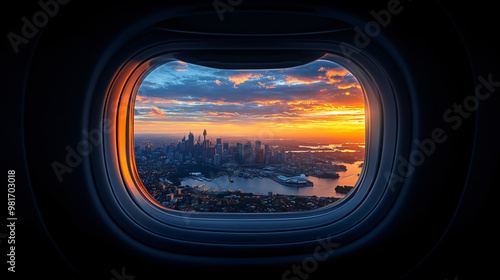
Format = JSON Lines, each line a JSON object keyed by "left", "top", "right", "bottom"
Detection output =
{"left": 135, "top": 130, "right": 364, "bottom": 213}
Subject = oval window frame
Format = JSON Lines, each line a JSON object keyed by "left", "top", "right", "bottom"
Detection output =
{"left": 98, "top": 38, "right": 404, "bottom": 256}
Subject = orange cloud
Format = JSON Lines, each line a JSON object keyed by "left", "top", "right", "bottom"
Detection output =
{"left": 135, "top": 95, "right": 169, "bottom": 106}
{"left": 148, "top": 106, "right": 166, "bottom": 118}
{"left": 136, "top": 95, "right": 244, "bottom": 106}
{"left": 215, "top": 79, "right": 222, "bottom": 86}
{"left": 318, "top": 67, "right": 349, "bottom": 77}
{"left": 228, "top": 73, "right": 263, "bottom": 88}
{"left": 258, "top": 81, "right": 276, "bottom": 89}
{"left": 135, "top": 95, "right": 146, "bottom": 103}
{"left": 337, "top": 83, "right": 361, "bottom": 89}
{"left": 173, "top": 61, "right": 188, "bottom": 72}
{"left": 251, "top": 100, "right": 283, "bottom": 105}
{"left": 206, "top": 112, "right": 241, "bottom": 118}
{"left": 317, "top": 67, "right": 350, "bottom": 84}
{"left": 285, "top": 76, "right": 322, "bottom": 85}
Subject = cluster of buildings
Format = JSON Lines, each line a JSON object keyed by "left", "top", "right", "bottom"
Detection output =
{"left": 135, "top": 129, "right": 286, "bottom": 166}
{"left": 134, "top": 133, "right": 364, "bottom": 213}
{"left": 154, "top": 185, "right": 338, "bottom": 213}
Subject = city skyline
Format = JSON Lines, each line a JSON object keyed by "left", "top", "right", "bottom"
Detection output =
{"left": 134, "top": 59, "right": 365, "bottom": 141}
{"left": 137, "top": 128, "right": 288, "bottom": 166}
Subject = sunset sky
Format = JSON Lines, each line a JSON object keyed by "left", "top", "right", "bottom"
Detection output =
{"left": 134, "top": 59, "right": 365, "bottom": 141}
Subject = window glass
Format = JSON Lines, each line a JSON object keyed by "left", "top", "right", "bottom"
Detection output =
{"left": 134, "top": 60, "right": 365, "bottom": 213}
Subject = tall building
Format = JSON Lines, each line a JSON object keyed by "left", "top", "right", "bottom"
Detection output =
{"left": 255, "top": 140, "right": 263, "bottom": 164}
{"left": 243, "top": 144, "right": 254, "bottom": 164}
{"left": 214, "top": 154, "right": 221, "bottom": 165}
{"left": 273, "top": 150, "right": 280, "bottom": 162}
{"left": 208, "top": 145, "right": 215, "bottom": 159}
{"left": 255, "top": 140, "right": 262, "bottom": 151}
{"left": 229, "top": 145, "right": 238, "bottom": 163}
{"left": 179, "top": 138, "right": 185, "bottom": 153}
{"left": 237, "top": 143, "right": 243, "bottom": 164}
{"left": 187, "top": 131, "right": 194, "bottom": 153}
{"left": 255, "top": 147, "right": 264, "bottom": 164}
{"left": 203, "top": 129, "right": 207, "bottom": 149}
{"left": 216, "top": 137, "right": 222, "bottom": 145}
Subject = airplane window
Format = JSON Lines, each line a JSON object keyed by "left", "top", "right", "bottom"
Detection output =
{"left": 133, "top": 59, "right": 366, "bottom": 213}
{"left": 101, "top": 26, "right": 390, "bottom": 251}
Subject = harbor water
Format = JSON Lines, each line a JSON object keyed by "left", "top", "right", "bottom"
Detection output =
{"left": 181, "top": 161, "right": 363, "bottom": 198}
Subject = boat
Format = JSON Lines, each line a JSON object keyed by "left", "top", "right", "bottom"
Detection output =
{"left": 319, "top": 172, "right": 340, "bottom": 179}
{"left": 335, "top": 185, "right": 353, "bottom": 193}
{"left": 276, "top": 174, "right": 313, "bottom": 187}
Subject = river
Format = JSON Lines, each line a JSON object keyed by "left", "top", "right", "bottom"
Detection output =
{"left": 181, "top": 161, "right": 364, "bottom": 198}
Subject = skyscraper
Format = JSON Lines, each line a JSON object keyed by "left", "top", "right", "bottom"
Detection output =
{"left": 237, "top": 143, "right": 243, "bottom": 164}
{"left": 243, "top": 144, "right": 254, "bottom": 164}
{"left": 255, "top": 140, "right": 261, "bottom": 150}
{"left": 265, "top": 144, "right": 271, "bottom": 164}
{"left": 203, "top": 129, "right": 207, "bottom": 149}
{"left": 255, "top": 140, "right": 263, "bottom": 164}
{"left": 187, "top": 131, "right": 194, "bottom": 153}
{"left": 255, "top": 147, "right": 264, "bottom": 164}
{"left": 214, "top": 154, "right": 221, "bottom": 165}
